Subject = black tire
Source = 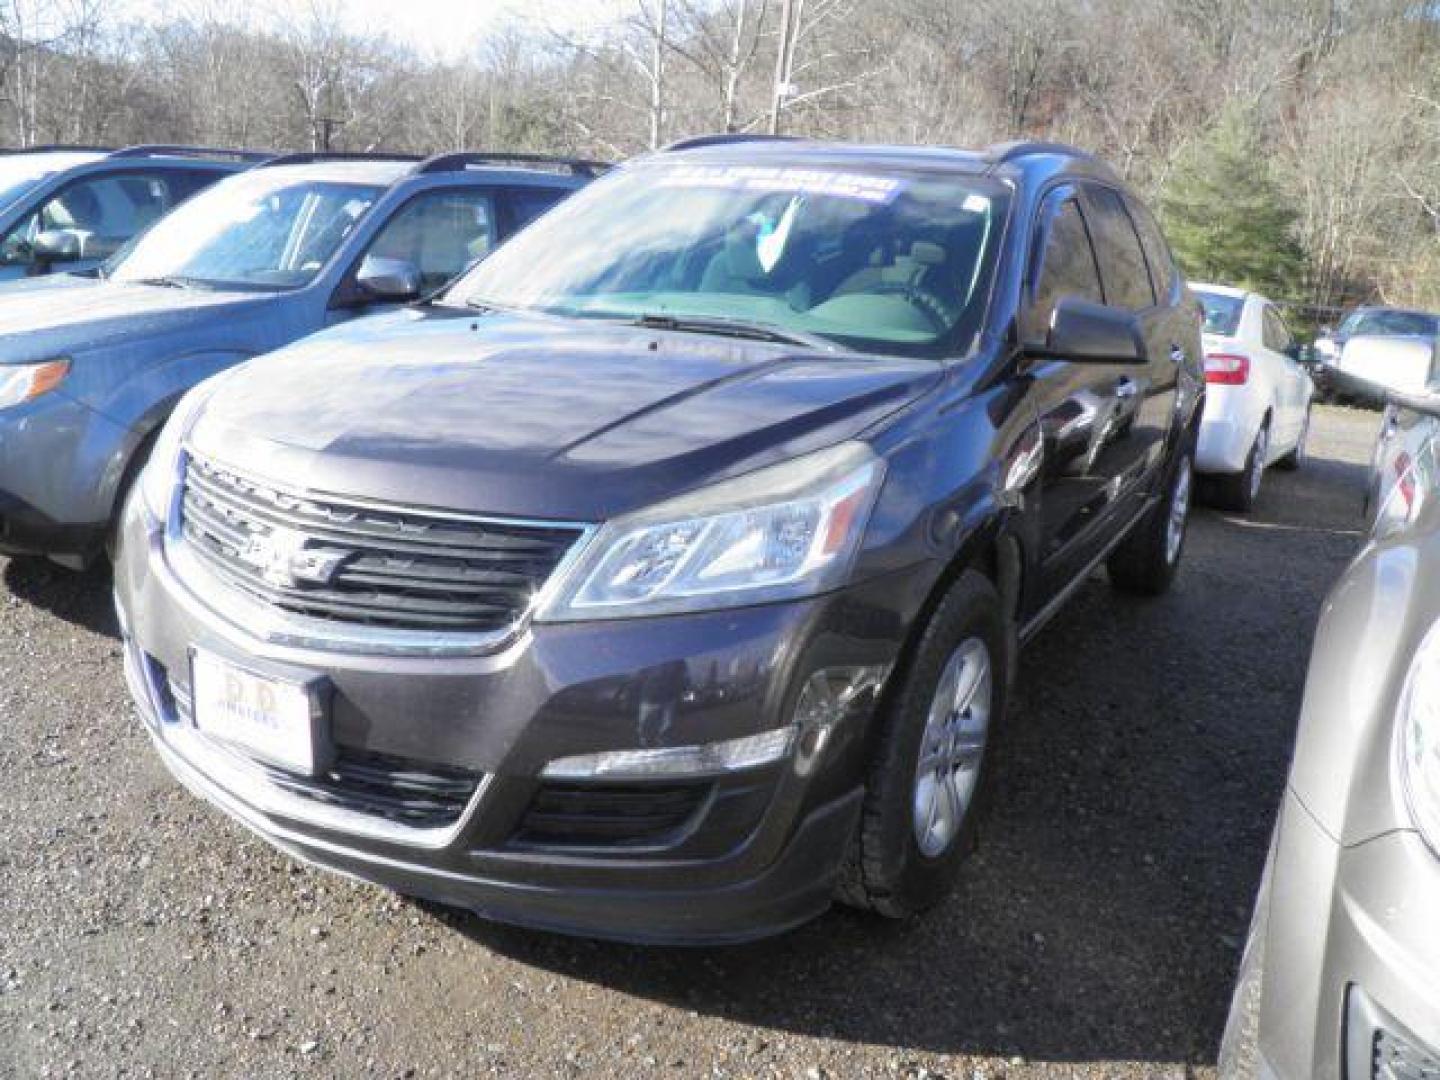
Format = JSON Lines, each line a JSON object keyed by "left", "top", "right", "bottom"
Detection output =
{"left": 1208, "top": 419, "right": 1269, "bottom": 512}
{"left": 836, "top": 569, "right": 1009, "bottom": 918}
{"left": 1274, "top": 406, "right": 1309, "bottom": 471}
{"left": 1107, "top": 443, "right": 1194, "bottom": 596}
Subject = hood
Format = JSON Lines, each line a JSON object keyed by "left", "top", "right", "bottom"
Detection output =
{"left": 1336, "top": 333, "right": 1435, "bottom": 394}
{"left": 191, "top": 308, "right": 942, "bottom": 521}
{"left": 0, "top": 275, "right": 274, "bottom": 364}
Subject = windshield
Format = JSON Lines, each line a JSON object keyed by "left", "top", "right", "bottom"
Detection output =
{"left": 441, "top": 162, "right": 1008, "bottom": 357}
{"left": 1196, "top": 290, "right": 1244, "bottom": 336}
{"left": 0, "top": 152, "right": 99, "bottom": 213}
{"left": 1340, "top": 309, "right": 1440, "bottom": 338}
{"left": 110, "top": 170, "right": 383, "bottom": 290}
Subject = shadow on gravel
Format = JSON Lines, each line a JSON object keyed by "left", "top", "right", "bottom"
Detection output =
{"left": 3, "top": 556, "right": 118, "bottom": 638}
{"left": 431, "top": 443, "right": 1374, "bottom": 1068}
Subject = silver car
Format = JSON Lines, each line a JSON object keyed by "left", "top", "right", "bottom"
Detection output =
{"left": 1220, "top": 393, "right": 1440, "bottom": 1076}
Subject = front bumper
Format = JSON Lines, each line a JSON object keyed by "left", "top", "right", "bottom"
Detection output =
{"left": 1248, "top": 789, "right": 1440, "bottom": 1078}
{"left": 114, "top": 491, "right": 921, "bottom": 944}
{"left": 0, "top": 389, "right": 137, "bottom": 558}
{"left": 1315, "top": 365, "right": 1389, "bottom": 404}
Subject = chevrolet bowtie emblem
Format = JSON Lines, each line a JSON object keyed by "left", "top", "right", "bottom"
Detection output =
{"left": 238, "top": 528, "right": 349, "bottom": 589}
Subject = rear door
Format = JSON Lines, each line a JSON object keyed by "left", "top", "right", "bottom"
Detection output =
{"left": 1024, "top": 184, "right": 1153, "bottom": 601}
{"left": 1260, "top": 303, "right": 1310, "bottom": 447}
{"left": 1081, "top": 183, "right": 1184, "bottom": 492}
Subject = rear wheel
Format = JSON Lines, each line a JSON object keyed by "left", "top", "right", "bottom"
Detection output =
{"left": 836, "top": 570, "right": 1008, "bottom": 918}
{"left": 1210, "top": 418, "right": 1269, "bottom": 512}
{"left": 1274, "top": 406, "right": 1309, "bottom": 471}
{"left": 1107, "top": 444, "right": 1193, "bottom": 596}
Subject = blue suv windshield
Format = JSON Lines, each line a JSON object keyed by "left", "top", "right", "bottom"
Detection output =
{"left": 110, "top": 170, "right": 383, "bottom": 290}
{"left": 442, "top": 161, "right": 1008, "bottom": 357}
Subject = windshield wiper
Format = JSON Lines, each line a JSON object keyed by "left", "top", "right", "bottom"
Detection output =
{"left": 629, "top": 313, "right": 838, "bottom": 352}
{"left": 131, "top": 275, "right": 197, "bottom": 290}
{"left": 461, "top": 297, "right": 527, "bottom": 314}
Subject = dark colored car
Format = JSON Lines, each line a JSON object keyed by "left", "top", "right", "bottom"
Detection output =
{"left": 0, "top": 151, "right": 598, "bottom": 567}
{"left": 115, "top": 136, "right": 1205, "bottom": 943}
{"left": 0, "top": 144, "right": 260, "bottom": 280}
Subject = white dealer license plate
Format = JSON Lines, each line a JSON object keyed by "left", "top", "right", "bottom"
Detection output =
{"left": 191, "top": 649, "right": 319, "bottom": 774}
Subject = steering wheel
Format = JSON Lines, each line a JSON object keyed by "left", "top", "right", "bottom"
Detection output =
{"left": 867, "top": 281, "right": 954, "bottom": 333}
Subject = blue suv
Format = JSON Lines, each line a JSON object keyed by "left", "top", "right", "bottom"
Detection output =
{"left": 0, "top": 151, "right": 602, "bottom": 564}
{"left": 0, "top": 144, "right": 260, "bottom": 280}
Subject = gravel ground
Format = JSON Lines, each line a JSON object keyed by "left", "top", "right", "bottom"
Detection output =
{"left": 0, "top": 404, "right": 1380, "bottom": 1080}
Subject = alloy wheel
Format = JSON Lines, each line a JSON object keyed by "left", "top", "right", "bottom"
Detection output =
{"left": 912, "top": 637, "right": 992, "bottom": 859}
{"left": 1248, "top": 425, "right": 1269, "bottom": 501}
{"left": 1165, "top": 455, "right": 1193, "bottom": 565}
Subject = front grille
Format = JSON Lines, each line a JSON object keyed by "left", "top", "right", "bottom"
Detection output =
{"left": 179, "top": 454, "right": 585, "bottom": 635}
{"left": 1374, "top": 1028, "right": 1440, "bottom": 1080}
{"left": 512, "top": 781, "right": 710, "bottom": 848}
{"left": 170, "top": 677, "right": 482, "bottom": 829}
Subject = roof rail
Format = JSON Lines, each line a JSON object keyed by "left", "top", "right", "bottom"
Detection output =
{"left": 109, "top": 144, "right": 272, "bottom": 163}
{"left": 663, "top": 133, "right": 800, "bottom": 152}
{"left": 412, "top": 151, "right": 610, "bottom": 178}
{"left": 255, "top": 150, "right": 425, "bottom": 170}
{"left": 0, "top": 144, "right": 111, "bottom": 154}
{"left": 985, "top": 140, "right": 1097, "bottom": 165}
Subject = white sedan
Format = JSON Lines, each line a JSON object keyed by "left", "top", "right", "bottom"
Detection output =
{"left": 1192, "top": 283, "right": 1315, "bottom": 511}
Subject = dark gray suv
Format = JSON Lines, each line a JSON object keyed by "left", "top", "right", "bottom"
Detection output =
{"left": 114, "top": 137, "right": 1204, "bottom": 943}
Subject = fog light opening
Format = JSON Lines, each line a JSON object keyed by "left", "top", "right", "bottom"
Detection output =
{"left": 791, "top": 664, "right": 888, "bottom": 777}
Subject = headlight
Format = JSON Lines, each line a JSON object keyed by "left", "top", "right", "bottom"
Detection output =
{"left": 139, "top": 378, "right": 226, "bottom": 524}
{"left": 538, "top": 441, "right": 884, "bottom": 621}
{"left": 0, "top": 359, "right": 69, "bottom": 409}
{"left": 1400, "top": 621, "right": 1440, "bottom": 851}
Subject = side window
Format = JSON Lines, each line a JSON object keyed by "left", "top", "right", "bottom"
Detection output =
{"left": 507, "top": 187, "right": 566, "bottom": 231}
{"left": 1263, "top": 306, "right": 1294, "bottom": 353}
{"left": 1030, "top": 194, "right": 1104, "bottom": 337}
{"left": 0, "top": 171, "right": 178, "bottom": 267}
{"left": 161, "top": 168, "right": 226, "bottom": 204}
{"left": 1126, "top": 196, "right": 1179, "bottom": 300}
{"left": 362, "top": 189, "right": 496, "bottom": 293}
{"left": 1084, "top": 185, "right": 1155, "bottom": 310}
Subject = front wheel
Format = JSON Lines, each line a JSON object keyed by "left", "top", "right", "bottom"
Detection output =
{"left": 835, "top": 570, "right": 1008, "bottom": 918}
{"left": 1107, "top": 446, "right": 1193, "bottom": 596}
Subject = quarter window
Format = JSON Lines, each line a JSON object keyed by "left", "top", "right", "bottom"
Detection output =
{"left": 1084, "top": 185, "right": 1155, "bottom": 310}
{"left": 363, "top": 189, "right": 497, "bottom": 293}
{"left": 1030, "top": 195, "right": 1104, "bottom": 336}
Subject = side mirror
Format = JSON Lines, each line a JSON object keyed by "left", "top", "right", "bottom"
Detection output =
{"left": 32, "top": 229, "right": 82, "bottom": 264}
{"left": 355, "top": 255, "right": 421, "bottom": 302}
{"left": 1035, "top": 296, "right": 1146, "bottom": 364}
{"left": 1287, "top": 342, "right": 1316, "bottom": 366}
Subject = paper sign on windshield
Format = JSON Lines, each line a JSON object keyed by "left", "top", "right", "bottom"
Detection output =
{"left": 655, "top": 165, "right": 905, "bottom": 204}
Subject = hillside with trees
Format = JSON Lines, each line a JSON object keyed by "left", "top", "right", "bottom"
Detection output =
{"left": 1, "top": 0, "right": 1436, "bottom": 317}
